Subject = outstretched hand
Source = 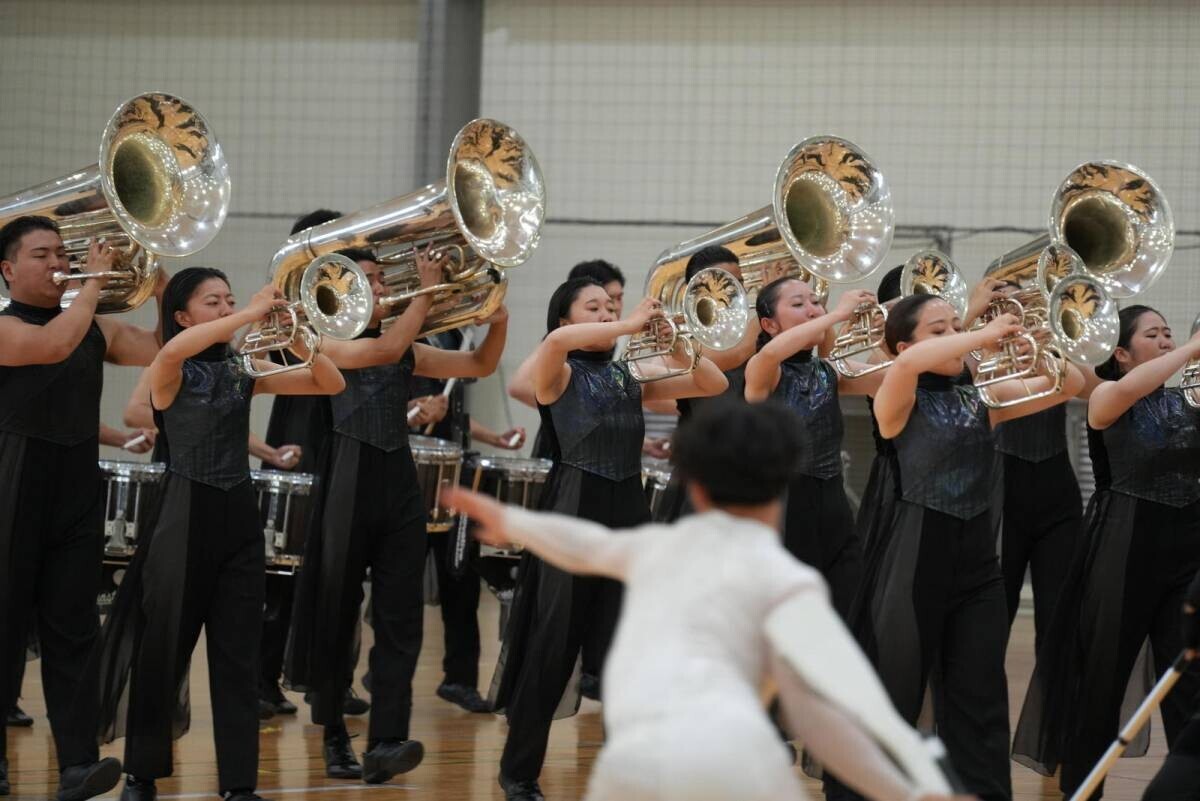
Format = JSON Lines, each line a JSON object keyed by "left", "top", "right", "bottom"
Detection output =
{"left": 443, "top": 485, "right": 511, "bottom": 548}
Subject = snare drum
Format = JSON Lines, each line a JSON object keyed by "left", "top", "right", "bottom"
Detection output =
{"left": 467, "top": 454, "right": 554, "bottom": 560}
{"left": 642, "top": 458, "right": 673, "bottom": 522}
{"left": 100, "top": 460, "right": 165, "bottom": 565}
{"left": 251, "top": 469, "right": 315, "bottom": 574}
{"left": 410, "top": 435, "right": 463, "bottom": 532}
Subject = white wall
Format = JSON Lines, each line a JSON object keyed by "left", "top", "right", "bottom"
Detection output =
{"left": 0, "top": 0, "right": 420, "bottom": 452}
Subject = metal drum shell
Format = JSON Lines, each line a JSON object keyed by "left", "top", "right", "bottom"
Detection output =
{"left": 410, "top": 434, "right": 464, "bottom": 532}
{"left": 251, "top": 468, "right": 315, "bottom": 574}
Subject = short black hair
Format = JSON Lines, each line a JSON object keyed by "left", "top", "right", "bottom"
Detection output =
{"left": 161, "top": 266, "right": 230, "bottom": 342}
{"left": 672, "top": 398, "right": 801, "bottom": 506}
{"left": 290, "top": 209, "right": 342, "bottom": 236}
{"left": 0, "top": 216, "right": 61, "bottom": 288}
{"left": 877, "top": 264, "right": 904, "bottom": 303}
{"left": 335, "top": 247, "right": 376, "bottom": 265}
{"left": 568, "top": 259, "right": 625, "bottom": 287}
{"left": 685, "top": 246, "right": 739, "bottom": 282}
{"left": 546, "top": 277, "right": 604, "bottom": 335}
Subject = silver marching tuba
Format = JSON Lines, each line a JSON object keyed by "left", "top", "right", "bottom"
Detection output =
{"left": 0, "top": 92, "right": 230, "bottom": 313}
{"left": 238, "top": 253, "right": 376, "bottom": 378}
{"left": 644, "top": 136, "right": 894, "bottom": 376}
{"left": 622, "top": 267, "right": 749, "bottom": 382}
{"left": 268, "top": 118, "right": 545, "bottom": 339}
{"left": 973, "top": 161, "right": 1170, "bottom": 408}
{"left": 1181, "top": 312, "right": 1200, "bottom": 408}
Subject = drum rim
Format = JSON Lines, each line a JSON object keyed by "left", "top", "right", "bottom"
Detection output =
{"left": 250, "top": 468, "right": 316, "bottom": 490}
{"left": 99, "top": 459, "right": 166, "bottom": 477}
{"left": 467, "top": 454, "right": 553, "bottom": 476}
{"left": 408, "top": 434, "right": 464, "bottom": 457}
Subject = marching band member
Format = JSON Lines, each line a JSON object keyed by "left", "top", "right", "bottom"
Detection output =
{"left": 1013, "top": 305, "right": 1200, "bottom": 800}
{"left": 744, "top": 277, "right": 888, "bottom": 618}
{"left": 446, "top": 399, "right": 966, "bottom": 801}
{"left": 858, "top": 293, "right": 1082, "bottom": 801}
{"left": 284, "top": 246, "right": 508, "bottom": 784}
{"left": 92, "top": 267, "right": 342, "bottom": 801}
{"left": 0, "top": 216, "right": 164, "bottom": 801}
{"left": 491, "top": 277, "right": 727, "bottom": 801}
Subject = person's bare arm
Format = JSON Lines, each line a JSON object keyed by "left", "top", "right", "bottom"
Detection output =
{"left": 1088, "top": 331, "right": 1200, "bottom": 430}
{"left": 413, "top": 309, "right": 508, "bottom": 380}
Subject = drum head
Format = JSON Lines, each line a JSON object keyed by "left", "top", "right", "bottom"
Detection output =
{"left": 410, "top": 434, "right": 464, "bottom": 464}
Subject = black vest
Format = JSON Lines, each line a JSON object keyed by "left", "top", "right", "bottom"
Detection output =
{"left": 677, "top": 364, "right": 747, "bottom": 423}
{"left": 894, "top": 376, "right": 994, "bottom": 520}
{"left": 1101, "top": 386, "right": 1200, "bottom": 508}
{"left": 770, "top": 355, "right": 843, "bottom": 480}
{"left": 548, "top": 356, "right": 643, "bottom": 481}
{"left": 0, "top": 300, "right": 105, "bottom": 446}
{"left": 994, "top": 404, "right": 1068, "bottom": 463}
{"left": 331, "top": 347, "right": 415, "bottom": 453}
{"left": 157, "top": 355, "right": 255, "bottom": 490}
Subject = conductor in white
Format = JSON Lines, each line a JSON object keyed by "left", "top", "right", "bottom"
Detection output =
{"left": 447, "top": 399, "right": 972, "bottom": 801}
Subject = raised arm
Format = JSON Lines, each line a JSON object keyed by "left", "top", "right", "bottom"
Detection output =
{"left": 987, "top": 361, "right": 1084, "bottom": 426}
{"left": 96, "top": 269, "right": 168, "bottom": 367}
{"left": 1089, "top": 330, "right": 1200, "bottom": 430}
{"left": 444, "top": 486, "right": 640, "bottom": 580}
{"left": 532, "top": 299, "right": 656, "bottom": 405}
{"left": 124, "top": 367, "right": 155, "bottom": 429}
{"left": 413, "top": 308, "right": 508, "bottom": 380}
{"left": 874, "top": 314, "right": 1021, "bottom": 439}
{"left": 744, "top": 290, "right": 874, "bottom": 402}
{"left": 640, "top": 354, "right": 729, "bottom": 402}
{"left": 507, "top": 348, "right": 539, "bottom": 408}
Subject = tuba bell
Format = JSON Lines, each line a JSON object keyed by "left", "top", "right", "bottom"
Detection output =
{"left": 0, "top": 92, "right": 230, "bottom": 313}
{"left": 238, "top": 253, "right": 376, "bottom": 378}
{"left": 622, "top": 267, "right": 749, "bottom": 382}
{"left": 268, "top": 118, "right": 544, "bottom": 338}
{"left": 973, "top": 161, "right": 1169, "bottom": 408}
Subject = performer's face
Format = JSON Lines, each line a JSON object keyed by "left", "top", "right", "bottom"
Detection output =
{"left": 759, "top": 279, "right": 824, "bottom": 340}
{"left": 894, "top": 298, "right": 965, "bottom": 376}
{"left": 1, "top": 228, "right": 69, "bottom": 307}
{"left": 174, "top": 278, "right": 236, "bottom": 337}
{"left": 356, "top": 260, "right": 388, "bottom": 323}
{"left": 559, "top": 284, "right": 616, "bottom": 351}
{"left": 1115, "top": 310, "right": 1174, "bottom": 372}
{"left": 602, "top": 280, "right": 624, "bottom": 318}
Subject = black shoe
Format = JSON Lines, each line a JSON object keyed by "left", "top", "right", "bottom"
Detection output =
{"left": 579, "top": 673, "right": 600, "bottom": 701}
{"left": 499, "top": 773, "right": 545, "bottom": 801}
{"left": 261, "top": 684, "right": 297, "bottom": 716}
{"left": 323, "top": 732, "right": 363, "bottom": 780}
{"left": 56, "top": 758, "right": 123, "bottom": 801}
{"left": 257, "top": 699, "right": 276, "bottom": 721}
{"left": 6, "top": 705, "right": 32, "bottom": 728}
{"left": 221, "top": 793, "right": 269, "bottom": 801}
{"left": 119, "top": 775, "right": 156, "bottom": 801}
{"left": 436, "top": 682, "right": 490, "bottom": 713}
{"left": 343, "top": 688, "right": 370, "bottom": 716}
{"left": 0, "top": 757, "right": 9, "bottom": 796}
{"left": 361, "top": 740, "right": 424, "bottom": 784}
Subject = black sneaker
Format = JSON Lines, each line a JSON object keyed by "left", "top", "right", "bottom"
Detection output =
{"left": 261, "top": 684, "right": 297, "bottom": 715}
{"left": 6, "top": 705, "right": 32, "bottom": 728}
{"left": 343, "top": 688, "right": 370, "bottom": 716}
{"left": 361, "top": 740, "right": 424, "bottom": 784}
{"left": 119, "top": 775, "right": 156, "bottom": 801}
{"left": 257, "top": 699, "right": 276, "bottom": 721}
{"left": 0, "top": 757, "right": 9, "bottom": 796}
{"left": 499, "top": 773, "right": 545, "bottom": 801}
{"left": 323, "top": 731, "right": 363, "bottom": 780}
{"left": 579, "top": 673, "right": 600, "bottom": 701}
{"left": 56, "top": 758, "right": 123, "bottom": 801}
{"left": 436, "top": 682, "right": 490, "bottom": 713}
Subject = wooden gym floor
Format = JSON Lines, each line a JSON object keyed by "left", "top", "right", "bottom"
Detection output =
{"left": 5, "top": 590, "right": 1167, "bottom": 800}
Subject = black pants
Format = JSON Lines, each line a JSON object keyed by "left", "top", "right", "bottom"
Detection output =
{"left": 427, "top": 529, "right": 481, "bottom": 688}
{"left": 0, "top": 435, "right": 102, "bottom": 768}
{"left": 124, "top": 478, "right": 264, "bottom": 792}
{"left": 500, "top": 573, "right": 622, "bottom": 780}
{"left": 1061, "top": 499, "right": 1200, "bottom": 797}
{"left": 306, "top": 440, "right": 426, "bottom": 743}
{"left": 999, "top": 452, "right": 1081, "bottom": 649}
{"left": 1144, "top": 708, "right": 1200, "bottom": 801}
{"left": 782, "top": 473, "right": 861, "bottom": 619}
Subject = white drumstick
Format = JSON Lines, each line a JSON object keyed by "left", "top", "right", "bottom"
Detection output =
{"left": 279, "top": 449, "right": 296, "bottom": 464}
{"left": 122, "top": 434, "right": 147, "bottom": 451}
{"left": 407, "top": 405, "right": 422, "bottom": 423}
{"left": 506, "top": 432, "right": 521, "bottom": 448}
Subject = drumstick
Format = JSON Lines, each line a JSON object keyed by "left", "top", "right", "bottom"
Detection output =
{"left": 279, "top": 449, "right": 296, "bottom": 465}
{"left": 407, "top": 404, "right": 422, "bottom": 423}
{"left": 422, "top": 329, "right": 473, "bottom": 435}
{"left": 122, "top": 433, "right": 147, "bottom": 451}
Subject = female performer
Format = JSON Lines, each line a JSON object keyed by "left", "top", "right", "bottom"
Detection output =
{"left": 494, "top": 277, "right": 727, "bottom": 801}
{"left": 1013, "top": 305, "right": 1200, "bottom": 799}
{"left": 857, "top": 293, "right": 1082, "bottom": 801}
{"left": 96, "top": 267, "right": 344, "bottom": 801}
{"left": 743, "top": 277, "right": 887, "bottom": 617}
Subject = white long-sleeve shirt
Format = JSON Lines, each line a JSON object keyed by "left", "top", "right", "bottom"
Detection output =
{"left": 500, "top": 507, "right": 921, "bottom": 801}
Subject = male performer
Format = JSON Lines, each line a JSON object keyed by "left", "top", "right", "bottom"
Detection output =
{"left": 0, "top": 216, "right": 164, "bottom": 800}
{"left": 409, "top": 328, "right": 525, "bottom": 713}
{"left": 446, "top": 399, "right": 968, "bottom": 801}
